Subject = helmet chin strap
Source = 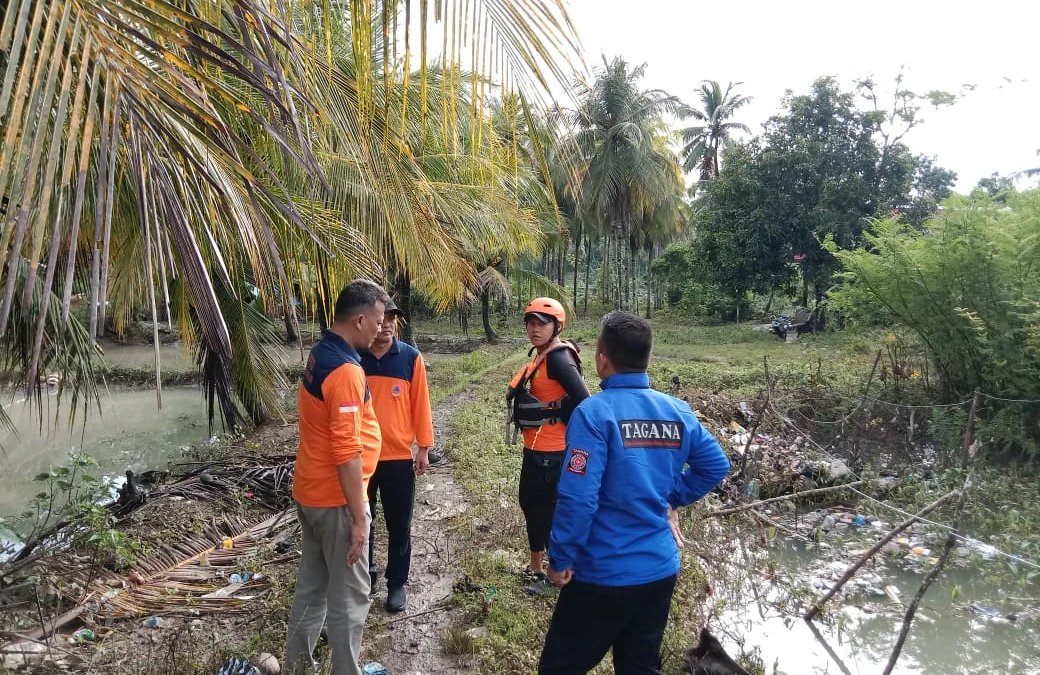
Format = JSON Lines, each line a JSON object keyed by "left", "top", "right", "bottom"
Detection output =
{"left": 536, "top": 334, "right": 561, "bottom": 354}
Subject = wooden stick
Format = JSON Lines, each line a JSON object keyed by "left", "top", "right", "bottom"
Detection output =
{"left": 707, "top": 481, "right": 865, "bottom": 518}
{"left": 384, "top": 598, "right": 452, "bottom": 625}
{"left": 881, "top": 472, "right": 972, "bottom": 675}
{"left": 803, "top": 488, "right": 958, "bottom": 621}
{"left": 959, "top": 389, "right": 982, "bottom": 469}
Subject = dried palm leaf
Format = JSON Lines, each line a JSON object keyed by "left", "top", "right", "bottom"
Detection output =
{"left": 64, "top": 510, "right": 298, "bottom": 622}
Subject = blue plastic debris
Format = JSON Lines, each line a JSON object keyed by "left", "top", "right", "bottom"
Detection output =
{"left": 363, "top": 663, "right": 389, "bottom": 675}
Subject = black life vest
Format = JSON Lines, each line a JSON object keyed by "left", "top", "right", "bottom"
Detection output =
{"left": 506, "top": 340, "right": 582, "bottom": 432}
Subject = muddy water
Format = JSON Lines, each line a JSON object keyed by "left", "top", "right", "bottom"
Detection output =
{"left": 0, "top": 386, "right": 210, "bottom": 522}
{"left": 712, "top": 539, "right": 1040, "bottom": 674}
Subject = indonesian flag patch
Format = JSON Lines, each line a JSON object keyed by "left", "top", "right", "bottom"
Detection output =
{"left": 566, "top": 448, "right": 589, "bottom": 476}
{"left": 338, "top": 401, "right": 359, "bottom": 414}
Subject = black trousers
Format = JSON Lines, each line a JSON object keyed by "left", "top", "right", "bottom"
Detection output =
{"left": 367, "top": 459, "right": 415, "bottom": 590}
{"left": 538, "top": 574, "right": 677, "bottom": 675}
{"left": 518, "top": 449, "right": 565, "bottom": 553}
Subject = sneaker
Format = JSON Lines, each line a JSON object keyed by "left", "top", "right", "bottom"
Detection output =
{"left": 522, "top": 578, "right": 551, "bottom": 596}
{"left": 427, "top": 449, "right": 444, "bottom": 465}
{"left": 520, "top": 567, "right": 545, "bottom": 583}
{"left": 386, "top": 585, "right": 407, "bottom": 613}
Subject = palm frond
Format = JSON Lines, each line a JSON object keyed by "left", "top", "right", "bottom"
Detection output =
{"left": 69, "top": 510, "right": 299, "bottom": 621}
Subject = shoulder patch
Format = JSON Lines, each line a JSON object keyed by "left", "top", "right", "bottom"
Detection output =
{"left": 617, "top": 419, "right": 685, "bottom": 449}
{"left": 566, "top": 448, "right": 590, "bottom": 475}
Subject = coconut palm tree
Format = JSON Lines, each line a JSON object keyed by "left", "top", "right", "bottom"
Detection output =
{"left": 566, "top": 56, "right": 684, "bottom": 311}
{"left": 0, "top": 0, "right": 583, "bottom": 433}
{"left": 680, "top": 80, "right": 751, "bottom": 183}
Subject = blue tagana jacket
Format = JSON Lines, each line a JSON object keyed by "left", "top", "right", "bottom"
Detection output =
{"left": 550, "top": 372, "right": 731, "bottom": 586}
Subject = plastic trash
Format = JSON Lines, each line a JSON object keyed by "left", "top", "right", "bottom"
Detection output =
{"left": 229, "top": 573, "right": 243, "bottom": 584}
{"left": 969, "top": 603, "right": 1003, "bottom": 618}
{"left": 363, "top": 663, "right": 389, "bottom": 675}
{"left": 142, "top": 616, "right": 163, "bottom": 628}
{"left": 72, "top": 628, "right": 95, "bottom": 642}
{"left": 222, "top": 537, "right": 234, "bottom": 550}
{"left": 745, "top": 479, "right": 760, "bottom": 498}
{"left": 854, "top": 515, "right": 866, "bottom": 527}
{"left": 216, "top": 656, "right": 262, "bottom": 675}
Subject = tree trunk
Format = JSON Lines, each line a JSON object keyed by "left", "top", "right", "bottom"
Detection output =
{"left": 800, "top": 273, "right": 809, "bottom": 309}
{"left": 394, "top": 270, "right": 415, "bottom": 346}
{"left": 481, "top": 290, "right": 499, "bottom": 343}
{"left": 583, "top": 235, "right": 592, "bottom": 315}
{"left": 572, "top": 230, "right": 581, "bottom": 306}
{"left": 764, "top": 289, "right": 775, "bottom": 314}
{"left": 645, "top": 244, "right": 654, "bottom": 319}
{"left": 614, "top": 227, "right": 624, "bottom": 310}
{"left": 629, "top": 241, "right": 637, "bottom": 314}
{"left": 284, "top": 311, "right": 298, "bottom": 344}
{"left": 558, "top": 241, "right": 565, "bottom": 287}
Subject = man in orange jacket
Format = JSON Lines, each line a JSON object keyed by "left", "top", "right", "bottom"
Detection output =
{"left": 286, "top": 280, "right": 390, "bottom": 675}
{"left": 361, "top": 299, "right": 436, "bottom": 613}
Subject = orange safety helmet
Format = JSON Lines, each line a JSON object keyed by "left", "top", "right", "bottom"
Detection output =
{"left": 523, "top": 297, "right": 567, "bottom": 330}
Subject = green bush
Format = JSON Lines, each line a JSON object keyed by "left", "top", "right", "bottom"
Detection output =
{"left": 831, "top": 190, "right": 1040, "bottom": 455}
{"left": 832, "top": 191, "right": 1040, "bottom": 398}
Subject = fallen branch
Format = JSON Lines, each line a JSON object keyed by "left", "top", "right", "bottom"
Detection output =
{"left": 384, "top": 596, "right": 452, "bottom": 625}
{"left": 737, "top": 356, "right": 771, "bottom": 479}
{"left": 882, "top": 389, "right": 980, "bottom": 674}
{"left": 750, "top": 509, "right": 808, "bottom": 543}
{"left": 803, "top": 488, "right": 958, "bottom": 621}
{"left": 881, "top": 471, "right": 973, "bottom": 675}
{"left": 707, "top": 481, "right": 865, "bottom": 518}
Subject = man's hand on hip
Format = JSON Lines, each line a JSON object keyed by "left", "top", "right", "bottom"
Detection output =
{"left": 415, "top": 447, "right": 431, "bottom": 475}
{"left": 667, "top": 505, "right": 685, "bottom": 549}
{"left": 547, "top": 566, "right": 573, "bottom": 588}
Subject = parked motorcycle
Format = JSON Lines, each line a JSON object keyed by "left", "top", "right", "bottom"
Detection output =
{"left": 770, "top": 313, "right": 791, "bottom": 340}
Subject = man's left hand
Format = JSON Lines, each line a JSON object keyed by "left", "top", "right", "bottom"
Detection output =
{"left": 415, "top": 447, "right": 431, "bottom": 475}
{"left": 547, "top": 567, "right": 573, "bottom": 588}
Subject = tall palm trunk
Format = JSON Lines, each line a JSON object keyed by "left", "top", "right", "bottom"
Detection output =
{"left": 583, "top": 235, "right": 592, "bottom": 315}
{"left": 645, "top": 244, "right": 654, "bottom": 319}
{"left": 481, "top": 289, "right": 499, "bottom": 343}
{"left": 572, "top": 231, "right": 580, "bottom": 308}
{"left": 614, "top": 225, "right": 624, "bottom": 310}
{"left": 557, "top": 241, "right": 565, "bottom": 286}
{"left": 628, "top": 237, "right": 636, "bottom": 312}
{"left": 394, "top": 270, "right": 415, "bottom": 346}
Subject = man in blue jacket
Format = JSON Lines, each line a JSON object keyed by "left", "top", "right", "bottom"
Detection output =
{"left": 539, "top": 311, "right": 731, "bottom": 675}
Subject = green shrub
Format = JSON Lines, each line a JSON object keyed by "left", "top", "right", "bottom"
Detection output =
{"left": 831, "top": 190, "right": 1040, "bottom": 455}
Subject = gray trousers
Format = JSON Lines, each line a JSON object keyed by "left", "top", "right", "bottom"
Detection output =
{"left": 285, "top": 504, "right": 372, "bottom": 675}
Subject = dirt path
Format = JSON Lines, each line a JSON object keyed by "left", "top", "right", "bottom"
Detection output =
{"left": 366, "top": 390, "right": 475, "bottom": 675}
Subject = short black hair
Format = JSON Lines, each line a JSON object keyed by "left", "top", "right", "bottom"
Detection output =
{"left": 333, "top": 280, "right": 390, "bottom": 322}
{"left": 598, "top": 311, "right": 652, "bottom": 372}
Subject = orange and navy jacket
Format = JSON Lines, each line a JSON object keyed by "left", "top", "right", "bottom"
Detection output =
{"left": 360, "top": 339, "right": 435, "bottom": 461}
{"left": 509, "top": 342, "right": 581, "bottom": 452}
{"left": 293, "top": 330, "right": 382, "bottom": 508}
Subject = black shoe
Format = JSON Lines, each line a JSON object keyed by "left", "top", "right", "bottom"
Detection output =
{"left": 522, "top": 577, "right": 550, "bottom": 596}
{"left": 427, "top": 449, "right": 444, "bottom": 465}
{"left": 386, "top": 585, "right": 407, "bottom": 613}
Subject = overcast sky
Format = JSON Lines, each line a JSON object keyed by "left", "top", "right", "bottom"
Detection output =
{"left": 557, "top": 0, "right": 1039, "bottom": 191}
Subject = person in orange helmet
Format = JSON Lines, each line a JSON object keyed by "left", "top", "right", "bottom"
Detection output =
{"left": 507, "top": 297, "right": 590, "bottom": 593}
